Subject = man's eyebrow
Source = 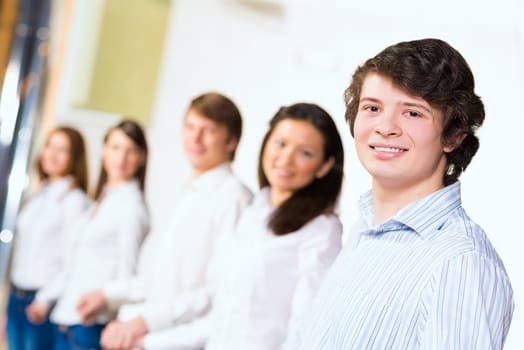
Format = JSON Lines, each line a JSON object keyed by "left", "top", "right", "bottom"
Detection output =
{"left": 359, "top": 97, "right": 380, "bottom": 104}
{"left": 403, "top": 102, "right": 432, "bottom": 114}
{"left": 358, "top": 98, "right": 433, "bottom": 115}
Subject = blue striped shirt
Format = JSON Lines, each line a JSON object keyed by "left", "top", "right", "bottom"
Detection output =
{"left": 283, "top": 182, "right": 514, "bottom": 349}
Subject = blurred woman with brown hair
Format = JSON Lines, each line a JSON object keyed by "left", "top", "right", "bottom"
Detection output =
{"left": 6, "top": 126, "right": 90, "bottom": 350}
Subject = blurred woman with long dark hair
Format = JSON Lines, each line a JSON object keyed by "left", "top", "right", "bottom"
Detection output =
{"left": 6, "top": 126, "right": 90, "bottom": 350}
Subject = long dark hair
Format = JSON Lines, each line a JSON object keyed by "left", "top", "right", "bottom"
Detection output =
{"left": 258, "top": 103, "right": 344, "bottom": 236}
{"left": 37, "top": 126, "right": 88, "bottom": 192}
{"left": 94, "top": 119, "right": 148, "bottom": 201}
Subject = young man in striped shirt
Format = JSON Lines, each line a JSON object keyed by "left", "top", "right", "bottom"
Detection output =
{"left": 283, "top": 38, "right": 514, "bottom": 349}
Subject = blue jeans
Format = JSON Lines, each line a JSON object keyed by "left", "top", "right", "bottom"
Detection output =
{"left": 52, "top": 324, "right": 104, "bottom": 350}
{"left": 6, "top": 286, "right": 54, "bottom": 350}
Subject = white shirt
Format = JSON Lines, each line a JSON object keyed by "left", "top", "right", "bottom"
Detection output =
{"left": 107, "top": 163, "right": 253, "bottom": 332}
{"left": 36, "top": 179, "right": 150, "bottom": 325}
{"left": 11, "top": 177, "right": 90, "bottom": 290}
{"left": 143, "top": 188, "right": 343, "bottom": 350}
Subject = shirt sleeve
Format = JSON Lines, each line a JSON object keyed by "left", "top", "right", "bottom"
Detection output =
{"left": 141, "top": 287, "right": 212, "bottom": 332}
{"left": 102, "top": 275, "right": 147, "bottom": 310}
{"left": 98, "top": 195, "right": 149, "bottom": 310}
{"left": 35, "top": 267, "right": 69, "bottom": 305}
{"left": 103, "top": 230, "right": 160, "bottom": 309}
{"left": 142, "top": 185, "right": 252, "bottom": 332}
{"left": 286, "top": 217, "right": 342, "bottom": 339}
{"left": 419, "top": 252, "right": 514, "bottom": 349}
{"left": 143, "top": 315, "right": 211, "bottom": 350}
{"left": 114, "top": 198, "right": 150, "bottom": 280}
{"left": 60, "top": 190, "right": 90, "bottom": 242}
{"left": 35, "top": 191, "right": 89, "bottom": 304}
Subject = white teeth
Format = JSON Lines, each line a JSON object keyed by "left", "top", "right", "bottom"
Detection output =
{"left": 374, "top": 146, "right": 404, "bottom": 153}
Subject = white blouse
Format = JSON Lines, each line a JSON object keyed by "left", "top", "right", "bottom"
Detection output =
{"left": 143, "top": 187, "right": 342, "bottom": 350}
{"left": 36, "top": 179, "right": 150, "bottom": 325}
{"left": 113, "top": 163, "right": 253, "bottom": 332}
{"left": 11, "top": 177, "right": 90, "bottom": 290}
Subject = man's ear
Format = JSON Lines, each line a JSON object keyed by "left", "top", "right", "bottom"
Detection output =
{"left": 443, "top": 132, "right": 467, "bottom": 153}
{"left": 226, "top": 137, "right": 239, "bottom": 153}
{"left": 316, "top": 156, "right": 335, "bottom": 179}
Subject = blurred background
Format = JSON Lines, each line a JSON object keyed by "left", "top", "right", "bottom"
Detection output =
{"left": 1, "top": 0, "right": 523, "bottom": 348}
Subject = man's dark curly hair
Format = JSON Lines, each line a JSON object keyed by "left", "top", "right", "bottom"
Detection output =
{"left": 344, "top": 38, "right": 484, "bottom": 185}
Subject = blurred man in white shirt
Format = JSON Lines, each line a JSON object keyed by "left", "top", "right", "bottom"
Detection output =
{"left": 76, "top": 92, "right": 253, "bottom": 350}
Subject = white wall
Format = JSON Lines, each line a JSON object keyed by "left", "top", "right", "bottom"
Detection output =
{"left": 145, "top": 0, "right": 523, "bottom": 347}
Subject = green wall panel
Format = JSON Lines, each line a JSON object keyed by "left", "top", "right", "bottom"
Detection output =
{"left": 77, "top": 0, "right": 171, "bottom": 124}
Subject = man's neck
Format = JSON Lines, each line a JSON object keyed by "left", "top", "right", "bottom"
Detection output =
{"left": 372, "top": 180, "right": 444, "bottom": 226}
{"left": 191, "top": 161, "right": 230, "bottom": 179}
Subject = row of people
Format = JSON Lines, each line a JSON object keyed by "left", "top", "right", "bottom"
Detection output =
{"left": 6, "top": 92, "right": 342, "bottom": 350}
{"left": 7, "top": 120, "right": 149, "bottom": 350}
{"left": 4, "top": 38, "right": 514, "bottom": 350}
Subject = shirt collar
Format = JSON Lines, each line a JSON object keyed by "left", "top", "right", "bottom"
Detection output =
{"left": 43, "top": 176, "right": 75, "bottom": 199}
{"left": 358, "top": 181, "right": 462, "bottom": 240}
{"left": 186, "top": 162, "right": 233, "bottom": 193}
{"left": 254, "top": 186, "right": 273, "bottom": 214}
{"left": 103, "top": 178, "right": 141, "bottom": 198}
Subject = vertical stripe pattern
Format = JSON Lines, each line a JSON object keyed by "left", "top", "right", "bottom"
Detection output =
{"left": 283, "top": 182, "right": 514, "bottom": 350}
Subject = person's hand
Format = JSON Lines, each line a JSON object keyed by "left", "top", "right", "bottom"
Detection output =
{"left": 100, "top": 317, "right": 148, "bottom": 350}
{"left": 131, "top": 334, "right": 145, "bottom": 349}
{"left": 26, "top": 300, "right": 49, "bottom": 324}
{"left": 76, "top": 289, "right": 106, "bottom": 324}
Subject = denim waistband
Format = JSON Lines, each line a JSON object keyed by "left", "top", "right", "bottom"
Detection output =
{"left": 10, "top": 283, "right": 38, "bottom": 297}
